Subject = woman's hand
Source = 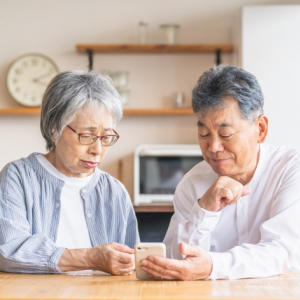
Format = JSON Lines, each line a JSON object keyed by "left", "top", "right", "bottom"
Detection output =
{"left": 58, "top": 242, "right": 135, "bottom": 275}
{"left": 88, "top": 242, "right": 135, "bottom": 275}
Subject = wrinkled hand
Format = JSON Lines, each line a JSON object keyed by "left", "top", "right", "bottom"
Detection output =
{"left": 141, "top": 243, "right": 212, "bottom": 281}
{"left": 198, "top": 176, "right": 251, "bottom": 212}
{"left": 88, "top": 242, "right": 135, "bottom": 275}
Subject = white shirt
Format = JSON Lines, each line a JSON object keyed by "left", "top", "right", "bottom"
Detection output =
{"left": 163, "top": 143, "right": 300, "bottom": 279}
{"left": 36, "top": 154, "right": 93, "bottom": 249}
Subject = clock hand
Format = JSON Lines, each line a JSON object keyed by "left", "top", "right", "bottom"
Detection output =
{"left": 32, "top": 70, "right": 53, "bottom": 82}
{"left": 32, "top": 81, "right": 48, "bottom": 86}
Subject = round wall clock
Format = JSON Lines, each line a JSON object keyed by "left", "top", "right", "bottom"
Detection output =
{"left": 6, "top": 53, "right": 59, "bottom": 107}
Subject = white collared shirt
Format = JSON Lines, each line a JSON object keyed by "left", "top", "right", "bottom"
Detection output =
{"left": 163, "top": 143, "right": 300, "bottom": 279}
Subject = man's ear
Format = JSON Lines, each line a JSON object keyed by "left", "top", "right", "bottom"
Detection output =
{"left": 256, "top": 114, "right": 268, "bottom": 143}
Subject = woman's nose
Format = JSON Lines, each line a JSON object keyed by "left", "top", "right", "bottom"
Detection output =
{"left": 90, "top": 138, "right": 103, "bottom": 154}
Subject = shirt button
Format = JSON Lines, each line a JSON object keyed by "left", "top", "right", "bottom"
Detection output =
{"left": 241, "top": 230, "right": 246, "bottom": 234}
{"left": 56, "top": 203, "right": 60, "bottom": 208}
{"left": 86, "top": 213, "right": 91, "bottom": 218}
{"left": 82, "top": 189, "right": 87, "bottom": 193}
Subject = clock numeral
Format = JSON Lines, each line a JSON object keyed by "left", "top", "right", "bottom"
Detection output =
{"left": 15, "top": 68, "right": 22, "bottom": 75}
{"left": 13, "top": 78, "right": 18, "bottom": 84}
{"left": 31, "top": 96, "right": 36, "bottom": 102}
{"left": 15, "top": 87, "right": 20, "bottom": 93}
{"left": 32, "top": 58, "right": 38, "bottom": 66}
{"left": 22, "top": 61, "right": 28, "bottom": 67}
{"left": 23, "top": 93, "right": 28, "bottom": 98}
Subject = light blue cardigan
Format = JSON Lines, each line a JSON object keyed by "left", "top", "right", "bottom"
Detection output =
{"left": 0, "top": 153, "right": 139, "bottom": 273}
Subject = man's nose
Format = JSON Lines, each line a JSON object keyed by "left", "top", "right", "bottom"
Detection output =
{"left": 208, "top": 136, "right": 224, "bottom": 153}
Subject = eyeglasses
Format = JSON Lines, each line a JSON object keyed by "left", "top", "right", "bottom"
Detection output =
{"left": 67, "top": 125, "right": 120, "bottom": 146}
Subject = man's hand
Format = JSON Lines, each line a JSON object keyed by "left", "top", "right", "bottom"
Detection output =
{"left": 58, "top": 242, "right": 135, "bottom": 275}
{"left": 141, "top": 243, "right": 212, "bottom": 281}
{"left": 198, "top": 176, "right": 251, "bottom": 212}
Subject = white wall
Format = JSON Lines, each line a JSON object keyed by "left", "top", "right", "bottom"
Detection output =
{"left": 242, "top": 5, "right": 300, "bottom": 150}
{"left": 0, "top": 0, "right": 298, "bottom": 200}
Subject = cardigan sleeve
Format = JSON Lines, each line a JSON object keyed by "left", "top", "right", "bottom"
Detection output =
{"left": 0, "top": 163, "right": 65, "bottom": 273}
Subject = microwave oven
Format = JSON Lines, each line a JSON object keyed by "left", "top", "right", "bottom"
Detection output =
{"left": 134, "top": 144, "right": 203, "bottom": 204}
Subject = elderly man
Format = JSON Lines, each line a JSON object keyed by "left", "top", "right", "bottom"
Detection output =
{"left": 141, "top": 65, "right": 300, "bottom": 280}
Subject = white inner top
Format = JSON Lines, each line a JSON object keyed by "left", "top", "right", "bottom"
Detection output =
{"left": 36, "top": 153, "right": 93, "bottom": 249}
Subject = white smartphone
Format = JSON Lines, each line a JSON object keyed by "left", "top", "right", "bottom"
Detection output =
{"left": 134, "top": 242, "right": 166, "bottom": 280}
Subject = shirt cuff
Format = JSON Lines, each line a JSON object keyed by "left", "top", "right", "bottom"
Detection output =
{"left": 48, "top": 247, "right": 66, "bottom": 273}
{"left": 189, "top": 201, "right": 222, "bottom": 231}
{"left": 207, "top": 251, "right": 234, "bottom": 280}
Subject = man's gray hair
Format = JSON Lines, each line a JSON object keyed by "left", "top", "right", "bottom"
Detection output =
{"left": 192, "top": 65, "right": 264, "bottom": 123}
{"left": 40, "top": 70, "right": 123, "bottom": 152}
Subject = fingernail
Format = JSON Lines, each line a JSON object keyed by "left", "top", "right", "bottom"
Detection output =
{"left": 141, "top": 259, "right": 147, "bottom": 266}
{"left": 148, "top": 256, "right": 154, "bottom": 262}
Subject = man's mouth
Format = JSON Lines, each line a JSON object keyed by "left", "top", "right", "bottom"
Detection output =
{"left": 211, "top": 158, "right": 229, "bottom": 162}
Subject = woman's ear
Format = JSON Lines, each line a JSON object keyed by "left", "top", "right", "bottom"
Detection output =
{"left": 256, "top": 114, "right": 269, "bottom": 143}
{"left": 51, "top": 130, "right": 58, "bottom": 145}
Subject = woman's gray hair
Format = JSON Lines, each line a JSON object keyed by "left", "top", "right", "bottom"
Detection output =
{"left": 192, "top": 65, "right": 264, "bottom": 123}
{"left": 40, "top": 70, "right": 123, "bottom": 152}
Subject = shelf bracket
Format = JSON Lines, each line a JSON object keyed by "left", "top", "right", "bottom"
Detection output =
{"left": 215, "top": 49, "right": 221, "bottom": 66}
{"left": 87, "top": 49, "right": 93, "bottom": 71}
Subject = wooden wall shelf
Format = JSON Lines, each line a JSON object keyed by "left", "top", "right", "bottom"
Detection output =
{"left": 76, "top": 44, "right": 233, "bottom": 54}
{"left": 0, "top": 107, "right": 193, "bottom": 116}
{"left": 76, "top": 43, "right": 233, "bottom": 70}
{"left": 0, "top": 107, "right": 41, "bottom": 115}
{"left": 124, "top": 108, "right": 193, "bottom": 115}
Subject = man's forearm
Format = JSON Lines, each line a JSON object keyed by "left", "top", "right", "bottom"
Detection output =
{"left": 164, "top": 201, "right": 221, "bottom": 259}
{"left": 58, "top": 248, "right": 92, "bottom": 272}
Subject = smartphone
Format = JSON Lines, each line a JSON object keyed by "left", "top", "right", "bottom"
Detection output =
{"left": 134, "top": 242, "right": 166, "bottom": 280}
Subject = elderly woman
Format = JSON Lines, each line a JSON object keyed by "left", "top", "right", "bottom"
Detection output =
{"left": 0, "top": 70, "right": 139, "bottom": 274}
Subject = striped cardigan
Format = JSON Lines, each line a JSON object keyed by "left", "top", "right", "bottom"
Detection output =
{"left": 0, "top": 153, "right": 139, "bottom": 273}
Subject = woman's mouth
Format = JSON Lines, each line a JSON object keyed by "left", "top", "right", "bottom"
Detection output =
{"left": 82, "top": 161, "right": 99, "bottom": 168}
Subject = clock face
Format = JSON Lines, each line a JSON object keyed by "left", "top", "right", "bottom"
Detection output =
{"left": 6, "top": 53, "right": 59, "bottom": 107}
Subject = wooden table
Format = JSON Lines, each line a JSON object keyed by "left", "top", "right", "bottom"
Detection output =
{"left": 0, "top": 271, "right": 300, "bottom": 300}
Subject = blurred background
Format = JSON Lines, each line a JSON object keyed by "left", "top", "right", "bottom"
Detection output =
{"left": 0, "top": 0, "right": 299, "bottom": 216}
